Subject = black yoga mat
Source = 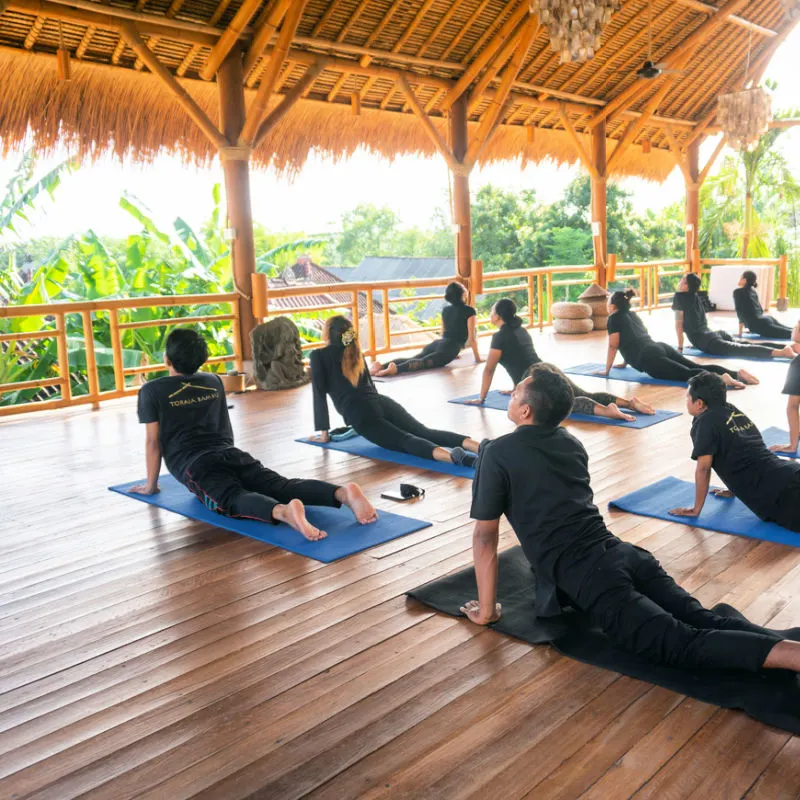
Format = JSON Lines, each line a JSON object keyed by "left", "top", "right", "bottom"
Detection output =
{"left": 408, "top": 546, "right": 800, "bottom": 734}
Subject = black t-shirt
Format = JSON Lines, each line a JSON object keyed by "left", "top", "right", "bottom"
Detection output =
{"left": 673, "top": 291, "right": 715, "bottom": 348}
{"left": 783, "top": 355, "right": 800, "bottom": 396}
{"left": 310, "top": 345, "right": 379, "bottom": 431}
{"left": 606, "top": 310, "right": 654, "bottom": 369}
{"left": 489, "top": 323, "right": 541, "bottom": 385}
{"left": 137, "top": 372, "right": 233, "bottom": 480}
{"left": 733, "top": 286, "right": 763, "bottom": 327}
{"left": 442, "top": 303, "right": 476, "bottom": 347}
{"left": 690, "top": 402, "right": 800, "bottom": 522}
{"left": 471, "top": 425, "right": 618, "bottom": 617}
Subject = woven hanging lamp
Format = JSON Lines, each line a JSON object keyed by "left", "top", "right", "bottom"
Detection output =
{"left": 529, "top": 0, "right": 621, "bottom": 63}
{"left": 717, "top": 88, "right": 771, "bottom": 151}
{"left": 779, "top": 0, "right": 800, "bottom": 21}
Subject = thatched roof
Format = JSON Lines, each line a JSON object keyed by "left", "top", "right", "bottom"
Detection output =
{"left": 0, "top": 0, "right": 796, "bottom": 181}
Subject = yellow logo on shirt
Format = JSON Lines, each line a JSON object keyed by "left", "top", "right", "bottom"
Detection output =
{"left": 726, "top": 409, "right": 754, "bottom": 434}
{"left": 168, "top": 382, "right": 219, "bottom": 407}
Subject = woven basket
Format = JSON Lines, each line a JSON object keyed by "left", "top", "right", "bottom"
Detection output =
{"left": 553, "top": 317, "right": 594, "bottom": 334}
{"left": 579, "top": 284, "right": 610, "bottom": 317}
{"left": 591, "top": 314, "right": 609, "bottom": 330}
{"left": 551, "top": 301, "right": 592, "bottom": 320}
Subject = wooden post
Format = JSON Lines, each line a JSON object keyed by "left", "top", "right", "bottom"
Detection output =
{"left": 685, "top": 139, "right": 700, "bottom": 262}
{"left": 251, "top": 272, "right": 268, "bottom": 321}
{"left": 109, "top": 308, "right": 125, "bottom": 393}
{"left": 54, "top": 312, "right": 72, "bottom": 405}
{"left": 218, "top": 45, "right": 257, "bottom": 361}
{"left": 537, "top": 275, "right": 544, "bottom": 330}
{"left": 382, "top": 288, "right": 391, "bottom": 352}
{"left": 527, "top": 274, "right": 535, "bottom": 328}
{"left": 591, "top": 120, "right": 607, "bottom": 287}
{"left": 80, "top": 309, "right": 100, "bottom": 408}
{"left": 450, "top": 94, "right": 472, "bottom": 284}
{"left": 607, "top": 253, "right": 617, "bottom": 284}
{"left": 471, "top": 259, "right": 483, "bottom": 296}
{"left": 692, "top": 248, "right": 701, "bottom": 274}
{"left": 366, "top": 289, "right": 376, "bottom": 358}
{"left": 778, "top": 253, "right": 789, "bottom": 311}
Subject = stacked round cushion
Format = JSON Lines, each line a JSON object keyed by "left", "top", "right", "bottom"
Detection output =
{"left": 578, "top": 283, "right": 610, "bottom": 330}
{"left": 551, "top": 301, "right": 593, "bottom": 334}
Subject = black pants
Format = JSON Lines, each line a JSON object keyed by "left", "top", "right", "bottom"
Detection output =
{"left": 184, "top": 447, "right": 340, "bottom": 523}
{"left": 694, "top": 331, "right": 777, "bottom": 360}
{"left": 573, "top": 543, "right": 781, "bottom": 671}
{"left": 347, "top": 395, "right": 466, "bottom": 460}
{"left": 771, "top": 473, "right": 800, "bottom": 532}
{"left": 636, "top": 342, "right": 739, "bottom": 382}
{"left": 747, "top": 315, "right": 794, "bottom": 340}
{"left": 388, "top": 339, "right": 461, "bottom": 374}
{"left": 566, "top": 377, "right": 617, "bottom": 408}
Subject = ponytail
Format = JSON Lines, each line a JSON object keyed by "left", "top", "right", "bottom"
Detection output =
{"left": 444, "top": 281, "right": 466, "bottom": 305}
{"left": 685, "top": 273, "right": 701, "bottom": 294}
{"left": 325, "top": 315, "right": 365, "bottom": 387}
{"left": 742, "top": 270, "right": 757, "bottom": 289}
{"left": 610, "top": 288, "right": 636, "bottom": 313}
{"left": 494, "top": 298, "right": 523, "bottom": 328}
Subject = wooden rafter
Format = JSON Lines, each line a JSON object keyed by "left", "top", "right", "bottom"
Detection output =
{"left": 560, "top": 105, "right": 600, "bottom": 181}
{"left": 310, "top": 0, "right": 342, "bottom": 37}
{"left": 119, "top": 21, "right": 228, "bottom": 150}
{"left": 417, "top": 0, "right": 463, "bottom": 56}
{"left": 673, "top": 0, "right": 777, "bottom": 37}
{"left": 592, "top": 0, "right": 751, "bottom": 128}
{"left": 75, "top": 23, "right": 95, "bottom": 59}
{"left": 661, "top": 123, "right": 692, "bottom": 183}
{"left": 441, "top": 0, "right": 494, "bottom": 60}
{"left": 200, "top": 0, "right": 262, "bottom": 80}
{"left": 177, "top": 0, "right": 233, "bottom": 76}
{"left": 439, "top": 3, "right": 529, "bottom": 113}
{"left": 399, "top": 74, "right": 465, "bottom": 176}
{"left": 133, "top": 0, "right": 186, "bottom": 70}
{"left": 464, "top": 18, "right": 538, "bottom": 169}
{"left": 697, "top": 134, "right": 728, "bottom": 185}
{"left": 254, "top": 60, "right": 322, "bottom": 148}
{"left": 111, "top": 36, "right": 127, "bottom": 64}
{"left": 240, "top": 0, "right": 307, "bottom": 145}
{"left": 242, "top": 0, "right": 290, "bottom": 81}
{"left": 463, "top": 0, "right": 523, "bottom": 64}
{"left": 23, "top": 15, "right": 44, "bottom": 49}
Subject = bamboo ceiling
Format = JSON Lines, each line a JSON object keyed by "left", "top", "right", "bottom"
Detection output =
{"left": 0, "top": 0, "right": 795, "bottom": 180}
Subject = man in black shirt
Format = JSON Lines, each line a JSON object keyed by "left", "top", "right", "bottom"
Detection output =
{"left": 670, "top": 371, "right": 800, "bottom": 532}
{"left": 133, "top": 328, "right": 377, "bottom": 541}
{"left": 462, "top": 363, "right": 800, "bottom": 673}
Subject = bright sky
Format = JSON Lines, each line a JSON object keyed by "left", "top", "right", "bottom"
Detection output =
{"left": 3, "top": 22, "right": 800, "bottom": 242}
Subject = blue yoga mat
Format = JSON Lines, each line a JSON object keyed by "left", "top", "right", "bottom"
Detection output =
{"left": 297, "top": 435, "right": 475, "bottom": 478}
{"left": 109, "top": 474, "right": 431, "bottom": 562}
{"left": 684, "top": 346, "right": 791, "bottom": 361}
{"left": 448, "top": 391, "right": 682, "bottom": 429}
{"left": 761, "top": 427, "right": 799, "bottom": 458}
{"left": 609, "top": 475, "right": 800, "bottom": 548}
{"left": 563, "top": 362, "right": 687, "bottom": 387}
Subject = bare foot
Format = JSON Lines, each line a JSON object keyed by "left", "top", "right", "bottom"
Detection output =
{"left": 369, "top": 361, "right": 383, "bottom": 376}
{"left": 736, "top": 368, "right": 759, "bottom": 385}
{"left": 770, "top": 443, "right": 797, "bottom": 453}
{"left": 775, "top": 346, "right": 795, "bottom": 359}
{"left": 792, "top": 341, "right": 800, "bottom": 355}
{"left": 273, "top": 499, "right": 327, "bottom": 541}
{"left": 376, "top": 363, "right": 399, "bottom": 377}
{"left": 600, "top": 403, "right": 636, "bottom": 422}
{"left": 793, "top": 322, "right": 800, "bottom": 345}
{"left": 628, "top": 396, "right": 655, "bottom": 415}
{"left": 336, "top": 482, "right": 378, "bottom": 524}
{"left": 721, "top": 374, "right": 746, "bottom": 390}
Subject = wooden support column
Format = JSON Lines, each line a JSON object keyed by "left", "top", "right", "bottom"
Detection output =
{"left": 591, "top": 120, "right": 607, "bottom": 286}
{"left": 450, "top": 94, "right": 472, "bottom": 286}
{"left": 219, "top": 45, "right": 257, "bottom": 360}
{"left": 685, "top": 138, "right": 700, "bottom": 261}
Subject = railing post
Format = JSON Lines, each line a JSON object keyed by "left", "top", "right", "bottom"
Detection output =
{"left": 382, "top": 288, "right": 391, "bottom": 353}
{"left": 54, "top": 312, "right": 72, "bottom": 406}
{"left": 351, "top": 290, "right": 360, "bottom": 341}
{"left": 231, "top": 300, "right": 244, "bottom": 373}
{"left": 470, "top": 259, "right": 483, "bottom": 298}
{"left": 366, "top": 289, "right": 376, "bottom": 358}
{"left": 80, "top": 310, "right": 100, "bottom": 408}
{"left": 251, "top": 272, "right": 268, "bottom": 321}
{"left": 692, "top": 249, "right": 701, "bottom": 274}
{"left": 109, "top": 309, "right": 125, "bottom": 393}
{"left": 607, "top": 253, "right": 617, "bottom": 284}
{"left": 537, "top": 275, "right": 544, "bottom": 330}
{"left": 527, "top": 275, "right": 535, "bottom": 328}
{"left": 778, "top": 254, "right": 789, "bottom": 311}
{"left": 546, "top": 274, "right": 553, "bottom": 321}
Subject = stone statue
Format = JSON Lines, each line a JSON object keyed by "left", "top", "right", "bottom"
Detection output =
{"left": 250, "top": 316, "right": 311, "bottom": 391}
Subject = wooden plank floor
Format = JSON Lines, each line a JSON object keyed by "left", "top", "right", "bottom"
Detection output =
{"left": 2, "top": 309, "right": 800, "bottom": 800}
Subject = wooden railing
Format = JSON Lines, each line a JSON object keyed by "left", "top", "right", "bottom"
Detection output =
{"left": 611, "top": 258, "right": 691, "bottom": 311}
{"left": 699, "top": 255, "right": 788, "bottom": 309}
{"left": 0, "top": 294, "right": 242, "bottom": 417}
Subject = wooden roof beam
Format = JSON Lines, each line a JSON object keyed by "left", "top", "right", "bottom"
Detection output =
{"left": 560, "top": 104, "right": 600, "bottom": 180}
{"left": 660, "top": 123, "right": 693, "bottom": 184}
{"left": 441, "top": 0, "right": 493, "bottom": 60}
{"left": 697, "top": 134, "right": 728, "bottom": 185}
{"left": 200, "top": 0, "right": 263, "bottom": 80}
{"left": 592, "top": 0, "right": 751, "bottom": 129}
{"left": 417, "top": 0, "right": 463, "bottom": 56}
{"left": 240, "top": 0, "right": 307, "bottom": 145}
{"left": 464, "top": 18, "right": 539, "bottom": 169}
{"left": 242, "top": 0, "right": 290, "bottom": 80}
{"left": 673, "top": 0, "right": 777, "bottom": 37}
{"left": 462, "top": 0, "right": 524, "bottom": 64}
{"left": 439, "top": 3, "right": 530, "bottom": 113}
{"left": 119, "top": 21, "right": 228, "bottom": 150}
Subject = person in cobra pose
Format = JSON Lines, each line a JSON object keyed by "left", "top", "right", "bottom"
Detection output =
{"left": 465, "top": 298, "right": 654, "bottom": 421}
{"left": 310, "top": 316, "right": 481, "bottom": 467}
{"left": 673, "top": 273, "right": 795, "bottom": 359}
{"left": 733, "top": 270, "right": 796, "bottom": 340}
{"left": 599, "top": 289, "right": 758, "bottom": 388}
{"left": 370, "top": 281, "right": 481, "bottom": 377}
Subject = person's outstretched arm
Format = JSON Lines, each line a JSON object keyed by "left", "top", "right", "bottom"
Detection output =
{"left": 772, "top": 395, "right": 800, "bottom": 453}
{"left": 597, "top": 332, "right": 625, "bottom": 375}
{"left": 460, "top": 519, "right": 501, "bottom": 625}
{"left": 466, "top": 349, "right": 502, "bottom": 404}
{"left": 467, "top": 315, "right": 482, "bottom": 363}
{"left": 670, "top": 455, "right": 713, "bottom": 516}
{"left": 674, "top": 310, "right": 685, "bottom": 351}
{"left": 129, "top": 422, "right": 162, "bottom": 495}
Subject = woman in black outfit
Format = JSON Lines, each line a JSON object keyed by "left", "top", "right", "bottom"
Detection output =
{"left": 673, "top": 273, "right": 794, "bottom": 360}
{"left": 370, "top": 282, "right": 482, "bottom": 377}
{"left": 310, "top": 316, "right": 480, "bottom": 466}
{"left": 601, "top": 289, "right": 756, "bottom": 387}
{"left": 734, "top": 270, "right": 795, "bottom": 340}
{"left": 466, "top": 298, "right": 654, "bottom": 421}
